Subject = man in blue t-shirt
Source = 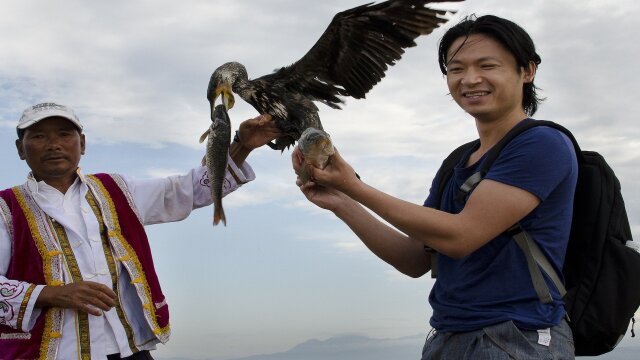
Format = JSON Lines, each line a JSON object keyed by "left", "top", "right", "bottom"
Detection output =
{"left": 292, "top": 15, "right": 577, "bottom": 359}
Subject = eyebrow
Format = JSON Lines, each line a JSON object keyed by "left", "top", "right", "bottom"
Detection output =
{"left": 447, "top": 56, "right": 502, "bottom": 66}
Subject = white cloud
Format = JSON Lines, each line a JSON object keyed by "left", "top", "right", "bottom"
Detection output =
{"left": 2, "top": 1, "right": 639, "bottom": 359}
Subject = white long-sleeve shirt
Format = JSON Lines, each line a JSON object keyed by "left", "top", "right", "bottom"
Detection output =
{"left": 0, "top": 158, "right": 254, "bottom": 359}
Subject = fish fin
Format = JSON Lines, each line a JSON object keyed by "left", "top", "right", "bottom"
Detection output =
{"left": 199, "top": 129, "right": 210, "bottom": 143}
{"left": 214, "top": 205, "right": 227, "bottom": 226}
{"left": 201, "top": 155, "right": 207, "bottom": 167}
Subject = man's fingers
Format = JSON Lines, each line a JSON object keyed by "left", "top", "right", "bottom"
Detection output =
{"left": 291, "top": 146, "right": 304, "bottom": 171}
{"left": 82, "top": 303, "right": 104, "bottom": 316}
{"left": 70, "top": 281, "right": 118, "bottom": 314}
{"left": 329, "top": 147, "right": 342, "bottom": 163}
{"left": 86, "top": 281, "right": 117, "bottom": 300}
{"left": 251, "top": 113, "right": 272, "bottom": 125}
{"left": 90, "top": 296, "right": 115, "bottom": 311}
{"left": 77, "top": 292, "right": 117, "bottom": 315}
{"left": 94, "top": 289, "right": 118, "bottom": 307}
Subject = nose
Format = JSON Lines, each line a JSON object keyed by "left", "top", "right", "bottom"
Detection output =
{"left": 45, "top": 134, "right": 64, "bottom": 150}
{"left": 460, "top": 67, "right": 482, "bottom": 86}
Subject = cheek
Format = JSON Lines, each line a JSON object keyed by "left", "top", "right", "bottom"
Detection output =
{"left": 20, "top": 144, "right": 37, "bottom": 158}
{"left": 446, "top": 77, "right": 458, "bottom": 94}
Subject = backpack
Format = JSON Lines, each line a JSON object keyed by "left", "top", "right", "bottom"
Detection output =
{"left": 432, "top": 119, "right": 640, "bottom": 356}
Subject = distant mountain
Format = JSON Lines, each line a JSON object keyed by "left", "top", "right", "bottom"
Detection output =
{"left": 157, "top": 333, "right": 640, "bottom": 360}
{"left": 225, "top": 334, "right": 426, "bottom": 360}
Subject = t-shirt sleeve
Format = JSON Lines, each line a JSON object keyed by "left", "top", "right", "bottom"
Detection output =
{"left": 423, "top": 169, "right": 443, "bottom": 208}
{"left": 484, "top": 127, "right": 575, "bottom": 201}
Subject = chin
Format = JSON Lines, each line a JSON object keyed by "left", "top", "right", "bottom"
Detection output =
{"left": 465, "top": 109, "right": 492, "bottom": 119}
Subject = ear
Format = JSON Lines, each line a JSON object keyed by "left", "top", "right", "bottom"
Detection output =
{"left": 523, "top": 61, "right": 536, "bottom": 83}
{"left": 80, "top": 133, "right": 86, "bottom": 155}
{"left": 15, "top": 139, "right": 26, "bottom": 160}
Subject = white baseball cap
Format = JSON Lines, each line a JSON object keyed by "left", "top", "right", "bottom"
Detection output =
{"left": 17, "top": 102, "right": 83, "bottom": 136}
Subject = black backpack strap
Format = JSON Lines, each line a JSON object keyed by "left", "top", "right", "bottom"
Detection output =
{"left": 457, "top": 119, "right": 584, "bottom": 202}
{"left": 456, "top": 119, "right": 535, "bottom": 201}
{"left": 428, "top": 139, "right": 478, "bottom": 278}
{"left": 433, "top": 139, "right": 479, "bottom": 209}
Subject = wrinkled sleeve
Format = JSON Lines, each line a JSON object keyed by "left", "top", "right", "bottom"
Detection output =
{"left": 0, "top": 280, "right": 45, "bottom": 331}
{"left": 121, "top": 155, "right": 256, "bottom": 225}
{"left": 484, "top": 127, "right": 576, "bottom": 201}
{"left": 0, "top": 202, "right": 45, "bottom": 332}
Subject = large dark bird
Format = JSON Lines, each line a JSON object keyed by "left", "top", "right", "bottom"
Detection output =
{"left": 208, "top": 0, "right": 462, "bottom": 151}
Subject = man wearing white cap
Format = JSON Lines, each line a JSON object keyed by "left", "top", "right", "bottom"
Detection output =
{"left": 0, "top": 102, "right": 280, "bottom": 359}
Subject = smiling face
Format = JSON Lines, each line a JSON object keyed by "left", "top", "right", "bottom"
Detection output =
{"left": 16, "top": 116, "right": 85, "bottom": 191}
{"left": 445, "top": 34, "right": 535, "bottom": 124}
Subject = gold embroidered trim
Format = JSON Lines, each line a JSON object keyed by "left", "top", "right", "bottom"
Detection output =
{"left": 86, "top": 175, "right": 170, "bottom": 342}
{"left": 41, "top": 308, "right": 63, "bottom": 359}
{"left": 86, "top": 191, "right": 139, "bottom": 353}
{"left": 109, "top": 174, "right": 143, "bottom": 224}
{"left": 0, "top": 332, "right": 31, "bottom": 340}
{"left": 0, "top": 197, "right": 12, "bottom": 239}
{"left": 12, "top": 186, "right": 64, "bottom": 359}
{"left": 16, "top": 284, "right": 36, "bottom": 331}
{"left": 51, "top": 220, "right": 90, "bottom": 360}
{"left": 154, "top": 298, "right": 167, "bottom": 310}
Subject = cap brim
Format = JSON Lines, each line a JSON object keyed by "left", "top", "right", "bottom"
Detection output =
{"left": 17, "top": 112, "right": 83, "bottom": 131}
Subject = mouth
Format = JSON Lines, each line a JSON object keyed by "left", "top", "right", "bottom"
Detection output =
{"left": 43, "top": 155, "right": 68, "bottom": 162}
{"left": 212, "top": 84, "right": 235, "bottom": 111}
{"left": 462, "top": 91, "right": 490, "bottom": 99}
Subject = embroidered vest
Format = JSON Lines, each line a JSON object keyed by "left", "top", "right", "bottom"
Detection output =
{"left": 0, "top": 173, "right": 170, "bottom": 359}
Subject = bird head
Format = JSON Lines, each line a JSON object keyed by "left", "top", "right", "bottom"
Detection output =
{"left": 207, "top": 61, "right": 248, "bottom": 112}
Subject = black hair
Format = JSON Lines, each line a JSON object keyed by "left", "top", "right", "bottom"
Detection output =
{"left": 438, "top": 15, "right": 543, "bottom": 116}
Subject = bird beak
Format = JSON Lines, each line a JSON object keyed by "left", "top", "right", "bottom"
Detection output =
{"left": 214, "top": 84, "right": 235, "bottom": 111}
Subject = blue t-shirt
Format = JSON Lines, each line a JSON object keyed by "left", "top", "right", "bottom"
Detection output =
{"left": 423, "top": 121, "right": 578, "bottom": 332}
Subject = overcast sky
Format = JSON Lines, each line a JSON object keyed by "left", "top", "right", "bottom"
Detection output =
{"left": 1, "top": 1, "right": 638, "bottom": 359}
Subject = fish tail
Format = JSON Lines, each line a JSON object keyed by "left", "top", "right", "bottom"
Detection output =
{"left": 214, "top": 204, "right": 227, "bottom": 226}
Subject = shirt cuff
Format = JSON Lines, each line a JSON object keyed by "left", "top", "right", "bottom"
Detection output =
{"left": 22, "top": 285, "right": 45, "bottom": 332}
{"left": 227, "top": 155, "right": 256, "bottom": 185}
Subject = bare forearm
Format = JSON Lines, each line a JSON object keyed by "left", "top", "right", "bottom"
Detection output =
{"left": 308, "top": 151, "right": 540, "bottom": 260}
{"left": 343, "top": 180, "right": 467, "bottom": 257}
{"left": 333, "top": 197, "right": 430, "bottom": 277}
{"left": 229, "top": 141, "right": 252, "bottom": 166}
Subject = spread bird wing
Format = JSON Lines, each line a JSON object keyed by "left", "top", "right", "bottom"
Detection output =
{"left": 256, "top": 0, "right": 462, "bottom": 109}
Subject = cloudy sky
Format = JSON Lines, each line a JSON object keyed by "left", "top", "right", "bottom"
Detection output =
{"left": 1, "top": 0, "right": 638, "bottom": 359}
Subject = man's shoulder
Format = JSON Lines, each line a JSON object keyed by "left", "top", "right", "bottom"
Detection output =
{"left": 505, "top": 124, "right": 572, "bottom": 156}
{"left": 84, "top": 172, "right": 126, "bottom": 183}
{"left": 84, "top": 173, "right": 132, "bottom": 197}
{"left": 0, "top": 186, "right": 20, "bottom": 198}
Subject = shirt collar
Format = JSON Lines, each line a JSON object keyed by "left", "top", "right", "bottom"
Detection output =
{"left": 26, "top": 168, "right": 86, "bottom": 199}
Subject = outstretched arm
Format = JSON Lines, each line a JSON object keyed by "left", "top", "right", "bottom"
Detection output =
{"left": 293, "top": 147, "right": 430, "bottom": 277}
{"left": 304, "top": 148, "right": 540, "bottom": 259}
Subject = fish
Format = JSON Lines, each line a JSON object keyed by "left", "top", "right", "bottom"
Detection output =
{"left": 199, "top": 104, "right": 232, "bottom": 226}
{"left": 297, "top": 127, "right": 335, "bottom": 184}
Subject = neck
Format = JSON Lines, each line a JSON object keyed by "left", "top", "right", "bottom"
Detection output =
{"left": 33, "top": 172, "right": 78, "bottom": 194}
{"left": 475, "top": 108, "right": 529, "bottom": 152}
{"left": 233, "top": 78, "right": 252, "bottom": 101}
